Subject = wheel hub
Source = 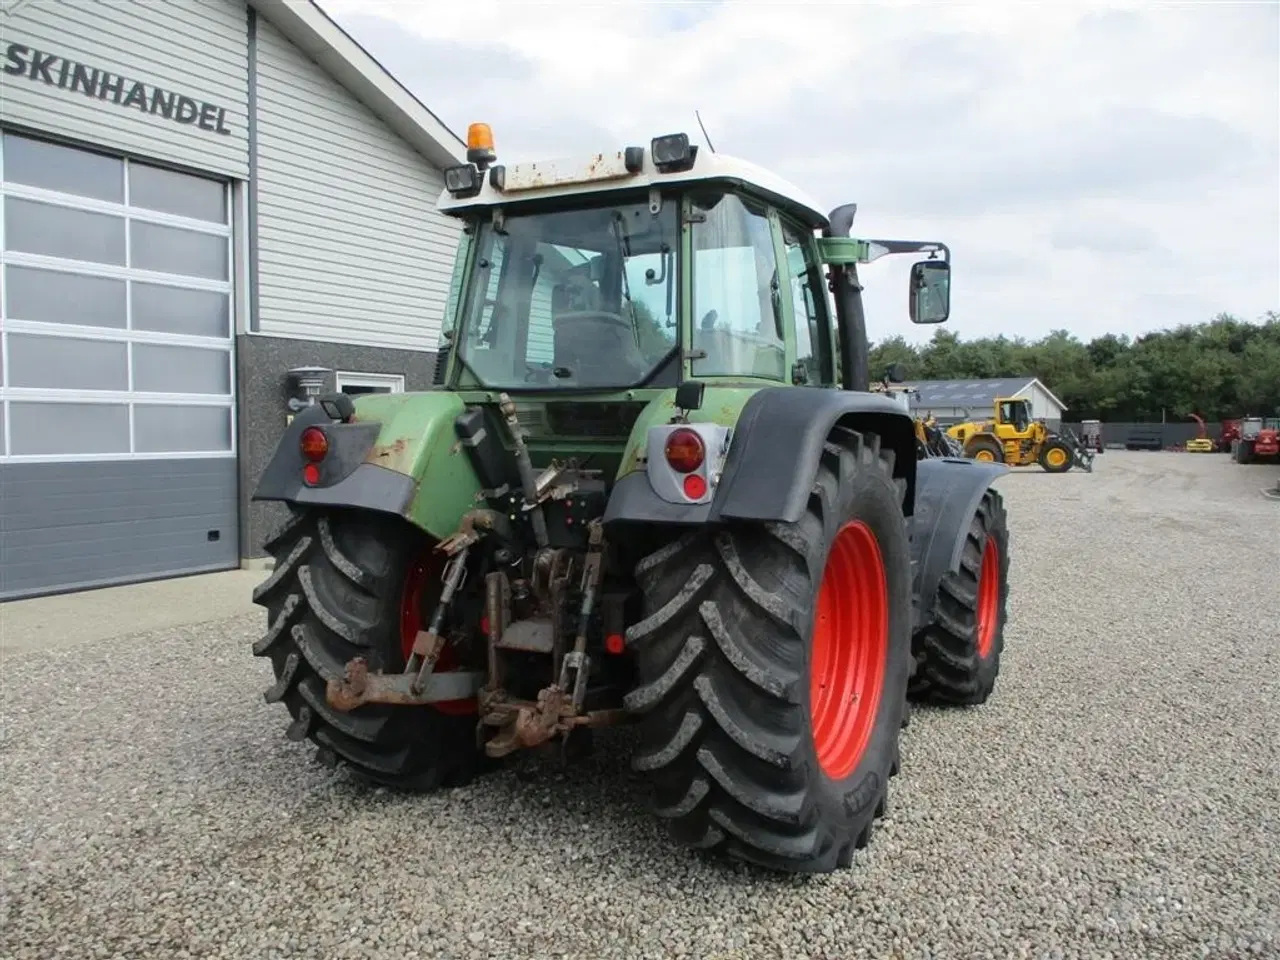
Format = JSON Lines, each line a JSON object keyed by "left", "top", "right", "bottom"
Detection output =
{"left": 808, "top": 521, "right": 889, "bottom": 781}
{"left": 975, "top": 538, "right": 1000, "bottom": 658}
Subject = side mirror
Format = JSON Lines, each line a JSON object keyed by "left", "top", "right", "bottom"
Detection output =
{"left": 908, "top": 260, "right": 950, "bottom": 324}
{"left": 884, "top": 362, "right": 906, "bottom": 384}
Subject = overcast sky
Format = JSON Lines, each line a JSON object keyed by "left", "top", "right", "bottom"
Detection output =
{"left": 316, "top": 0, "right": 1279, "bottom": 348}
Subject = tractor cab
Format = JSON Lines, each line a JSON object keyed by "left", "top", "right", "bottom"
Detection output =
{"left": 995, "top": 398, "right": 1033, "bottom": 435}
{"left": 432, "top": 126, "right": 952, "bottom": 414}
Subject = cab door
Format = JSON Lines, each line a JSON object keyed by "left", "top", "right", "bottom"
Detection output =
{"left": 777, "top": 216, "right": 836, "bottom": 388}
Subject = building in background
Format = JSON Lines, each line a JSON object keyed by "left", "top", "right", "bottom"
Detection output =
{"left": 0, "top": 0, "right": 463, "bottom": 600}
{"left": 906, "top": 377, "right": 1068, "bottom": 428}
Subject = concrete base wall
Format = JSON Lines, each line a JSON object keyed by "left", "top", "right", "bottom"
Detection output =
{"left": 234, "top": 333, "right": 438, "bottom": 559}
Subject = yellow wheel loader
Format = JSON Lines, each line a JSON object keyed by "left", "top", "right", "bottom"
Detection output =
{"left": 946, "top": 398, "right": 1091, "bottom": 473}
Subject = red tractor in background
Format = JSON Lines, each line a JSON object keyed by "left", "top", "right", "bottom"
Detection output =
{"left": 1233, "top": 417, "right": 1280, "bottom": 463}
{"left": 1219, "top": 419, "right": 1241, "bottom": 453}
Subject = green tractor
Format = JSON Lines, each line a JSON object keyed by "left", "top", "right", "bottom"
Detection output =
{"left": 250, "top": 124, "right": 1011, "bottom": 874}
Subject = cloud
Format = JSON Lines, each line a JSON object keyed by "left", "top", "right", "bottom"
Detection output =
{"left": 1048, "top": 219, "right": 1165, "bottom": 258}
{"left": 319, "top": 0, "right": 1280, "bottom": 347}
{"left": 333, "top": 13, "right": 618, "bottom": 158}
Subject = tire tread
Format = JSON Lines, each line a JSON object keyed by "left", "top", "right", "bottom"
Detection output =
{"left": 251, "top": 508, "right": 485, "bottom": 790}
{"left": 627, "top": 428, "right": 909, "bottom": 872}
{"left": 908, "top": 488, "right": 1009, "bottom": 706}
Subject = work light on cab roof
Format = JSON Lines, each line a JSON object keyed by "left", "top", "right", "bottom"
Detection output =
{"left": 458, "top": 120, "right": 695, "bottom": 175}
{"left": 432, "top": 120, "right": 829, "bottom": 221}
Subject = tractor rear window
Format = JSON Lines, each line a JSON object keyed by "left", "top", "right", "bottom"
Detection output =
{"left": 455, "top": 199, "right": 679, "bottom": 390}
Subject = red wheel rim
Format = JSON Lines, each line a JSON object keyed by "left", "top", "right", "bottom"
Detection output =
{"left": 400, "top": 552, "right": 477, "bottom": 716}
{"left": 975, "top": 538, "right": 1000, "bottom": 659}
{"left": 809, "top": 520, "right": 889, "bottom": 781}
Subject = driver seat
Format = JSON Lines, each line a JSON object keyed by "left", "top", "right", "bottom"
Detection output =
{"left": 551, "top": 274, "right": 640, "bottom": 386}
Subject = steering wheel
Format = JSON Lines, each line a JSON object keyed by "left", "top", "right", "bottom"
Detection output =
{"left": 524, "top": 361, "right": 554, "bottom": 384}
{"left": 552, "top": 310, "right": 648, "bottom": 377}
{"left": 553, "top": 310, "right": 634, "bottom": 334}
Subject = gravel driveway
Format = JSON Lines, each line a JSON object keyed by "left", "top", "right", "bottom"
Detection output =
{"left": 3, "top": 452, "right": 1278, "bottom": 960}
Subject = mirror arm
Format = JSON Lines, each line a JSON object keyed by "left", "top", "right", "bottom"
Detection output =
{"left": 821, "top": 208, "right": 952, "bottom": 384}
{"left": 862, "top": 239, "right": 951, "bottom": 264}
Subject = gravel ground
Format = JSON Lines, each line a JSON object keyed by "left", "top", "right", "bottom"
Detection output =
{"left": 3, "top": 451, "right": 1278, "bottom": 960}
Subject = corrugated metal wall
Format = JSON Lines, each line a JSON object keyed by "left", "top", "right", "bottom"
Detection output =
{"left": 252, "top": 17, "right": 461, "bottom": 350}
{"left": 0, "top": 0, "right": 249, "bottom": 177}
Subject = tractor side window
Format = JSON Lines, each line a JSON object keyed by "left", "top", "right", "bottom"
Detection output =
{"left": 690, "top": 192, "right": 786, "bottom": 381}
{"left": 781, "top": 220, "right": 832, "bottom": 386}
{"left": 440, "top": 229, "right": 472, "bottom": 346}
{"left": 458, "top": 231, "right": 517, "bottom": 385}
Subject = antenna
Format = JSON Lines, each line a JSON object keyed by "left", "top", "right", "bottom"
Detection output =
{"left": 695, "top": 110, "right": 716, "bottom": 153}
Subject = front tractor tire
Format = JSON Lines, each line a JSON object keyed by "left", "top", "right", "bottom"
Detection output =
{"left": 250, "top": 507, "right": 486, "bottom": 790}
{"left": 1038, "top": 438, "right": 1073, "bottom": 473}
{"left": 908, "top": 488, "right": 1010, "bottom": 706}
{"left": 625, "top": 428, "right": 912, "bottom": 873}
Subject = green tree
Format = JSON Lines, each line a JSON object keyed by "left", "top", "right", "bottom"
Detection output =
{"left": 866, "top": 311, "right": 1279, "bottom": 422}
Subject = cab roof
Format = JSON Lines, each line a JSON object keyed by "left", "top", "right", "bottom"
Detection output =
{"left": 435, "top": 138, "right": 831, "bottom": 230}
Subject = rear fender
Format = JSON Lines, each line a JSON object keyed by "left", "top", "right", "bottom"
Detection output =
{"left": 909, "top": 457, "right": 1008, "bottom": 629}
{"left": 604, "top": 386, "right": 918, "bottom": 527}
{"left": 603, "top": 386, "right": 757, "bottom": 525}
{"left": 252, "top": 392, "right": 483, "bottom": 542}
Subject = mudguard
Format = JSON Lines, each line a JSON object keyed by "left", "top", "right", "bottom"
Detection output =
{"left": 603, "top": 386, "right": 918, "bottom": 527}
{"left": 252, "top": 403, "right": 409, "bottom": 510}
{"left": 251, "top": 392, "right": 484, "bottom": 542}
{"left": 908, "top": 456, "right": 1008, "bottom": 629}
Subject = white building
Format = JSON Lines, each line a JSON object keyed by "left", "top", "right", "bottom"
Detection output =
{"left": 0, "top": 0, "right": 465, "bottom": 599}
{"left": 905, "top": 377, "right": 1068, "bottom": 428}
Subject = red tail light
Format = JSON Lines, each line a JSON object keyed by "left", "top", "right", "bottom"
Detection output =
{"left": 300, "top": 426, "right": 328, "bottom": 462}
{"left": 682, "top": 474, "right": 708, "bottom": 499}
{"left": 664, "top": 428, "right": 705, "bottom": 473}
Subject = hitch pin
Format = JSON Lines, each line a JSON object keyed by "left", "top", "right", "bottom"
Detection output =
{"left": 406, "top": 545, "right": 471, "bottom": 695}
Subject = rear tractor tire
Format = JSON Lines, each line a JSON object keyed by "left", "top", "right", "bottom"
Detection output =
{"left": 624, "top": 428, "right": 912, "bottom": 873}
{"left": 1038, "top": 439, "right": 1073, "bottom": 473}
{"left": 964, "top": 434, "right": 1005, "bottom": 464}
{"left": 908, "top": 488, "right": 1010, "bottom": 706}
{"left": 251, "top": 506, "right": 487, "bottom": 790}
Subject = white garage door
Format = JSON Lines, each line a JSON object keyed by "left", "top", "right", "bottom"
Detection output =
{"left": 0, "top": 130, "right": 240, "bottom": 599}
